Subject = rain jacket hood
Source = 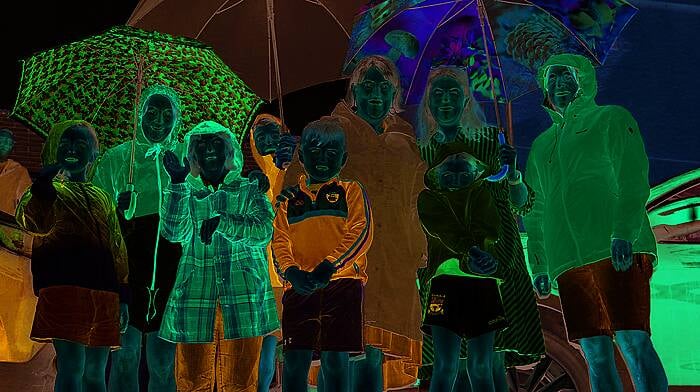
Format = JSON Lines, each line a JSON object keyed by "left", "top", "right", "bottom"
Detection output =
{"left": 537, "top": 53, "right": 597, "bottom": 121}
{"left": 523, "top": 54, "right": 657, "bottom": 283}
{"left": 184, "top": 120, "right": 243, "bottom": 187}
{"left": 135, "top": 84, "right": 182, "bottom": 152}
{"left": 41, "top": 120, "right": 97, "bottom": 167}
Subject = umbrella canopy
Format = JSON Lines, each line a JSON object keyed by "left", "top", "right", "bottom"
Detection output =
{"left": 12, "top": 25, "right": 262, "bottom": 149}
{"left": 344, "top": 0, "right": 637, "bottom": 105}
{"left": 128, "top": 0, "right": 368, "bottom": 123}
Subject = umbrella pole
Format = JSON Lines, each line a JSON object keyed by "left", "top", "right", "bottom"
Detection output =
{"left": 477, "top": 0, "right": 502, "bottom": 131}
{"left": 267, "top": 0, "right": 285, "bottom": 125}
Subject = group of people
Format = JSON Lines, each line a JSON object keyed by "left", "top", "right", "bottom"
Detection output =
{"left": 0, "top": 51, "right": 669, "bottom": 392}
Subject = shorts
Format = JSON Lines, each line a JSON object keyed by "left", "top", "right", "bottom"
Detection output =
{"left": 282, "top": 278, "right": 363, "bottom": 352}
{"left": 31, "top": 285, "right": 121, "bottom": 348}
{"left": 557, "top": 254, "right": 653, "bottom": 342}
{"left": 422, "top": 275, "right": 508, "bottom": 340}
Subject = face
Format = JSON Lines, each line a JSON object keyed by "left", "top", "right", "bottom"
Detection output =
{"left": 193, "top": 134, "right": 228, "bottom": 182}
{"left": 434, "top": 153, "right": 482, "bottom": 191}
{"left": 56, "top": 126, "right": 95, "bottom": 174}
{"left": 0, "top": 134, "right": 13, "bottom": 160}
{"left": 352, "top": 66, "right": 396, "bottom": 124}
{"left": 546, "top": 65, "right": 579, "bottom": 111}
{"left": 253, "top": 122, "right": 281, "bottom": 156}
{"left": 299, "top": 139, "right": 347, "bottom": 184}
{"left": 429, "top": 75, "right": 467, "bottom": 128}
{"left": 142, "top": 94, "right": 175, "bottom": 143}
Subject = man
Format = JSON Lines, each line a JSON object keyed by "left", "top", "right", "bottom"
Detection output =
{"left": 523, "top": 53, "right": 668, "bottom": 392}
{"left": 0, "top": 128, "right": 39, "bottom": 362}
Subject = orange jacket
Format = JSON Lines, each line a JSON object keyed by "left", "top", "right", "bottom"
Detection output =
{"left": 272, "top": 175, "right": 373, "bottom": 287}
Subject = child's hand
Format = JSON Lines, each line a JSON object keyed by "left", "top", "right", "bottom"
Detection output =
{"left": 163, "top": 151, "right": 190, "bottom": 184}
{"left": 119, "top": 303, "right": 129, "bottom": 334}
{"left": 465, "top": 246, "right": 498, "bottom": 275}
{"left": 274, "top": 134, "right": 298, "bottom": 170}
{"left": 35, "top": 163, "right": 63, "bottom": 183}
{"left": 285, "top": 267, "right": 316, "bottom": 295}
{"left": 310, "top": 260, "right": 335, "bottom": 289}
{"left": 248, "top": 170, "right": 270, "bottom": 193}
{"left": 200, "top": 216, "right": 221, "bottom": 245}
{"left": 32, "top": 163, "right": 63, "bottom": 200}
{"left": 275, "top": 186, "right": 299, "bottom": 207}
{"left": 533, "top": 274, "right": 551, "bottom": 299}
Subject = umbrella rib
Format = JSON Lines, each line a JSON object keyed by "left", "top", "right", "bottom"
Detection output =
{"left": 218, "top": 0, "right": 247, "bottom": 14}
{"left": 305, "top": 0, "right": 350, "bottom": 38}
{"left": 406, "top": 1, "right": 462, "bottom": 100}
{"left": 346, "top": 1, "right": 457, "bottom": 74}
{"left": 481, "top": 2, "right": 511, "bottom": 101}
{"left": 196, "top": 0, "right": 237, "bottom": 39}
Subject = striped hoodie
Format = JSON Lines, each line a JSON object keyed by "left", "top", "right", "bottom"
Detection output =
{"left": 272, "top": 174, "right": 373, "bottom": 287}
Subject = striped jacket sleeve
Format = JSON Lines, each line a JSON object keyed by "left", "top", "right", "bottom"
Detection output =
{"left": 216, "top": 186, "right": 274, "bottom": 246}
{"left": 326, "top": 181, "right": 373, "bottom": 272}
{"left": 160, "top": 183, "right": 193, "bottom": 243}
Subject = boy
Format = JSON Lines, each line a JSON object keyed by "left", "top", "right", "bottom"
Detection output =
{"left": 272, "top": 116, "right": 373, "bottom": 392}
{"left": 159, "top": 120, "right": 279, "bottom": 392}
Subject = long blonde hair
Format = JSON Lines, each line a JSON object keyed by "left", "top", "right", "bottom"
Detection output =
{"left": 417, "top": 66, "right": 486, "bottom": 146}
{"left": 345, "top": 55, "right": 403, "bottom": 114}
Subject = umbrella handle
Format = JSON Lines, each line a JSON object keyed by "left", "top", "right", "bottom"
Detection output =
{"left": 486, "top": 132, "right": 509, "bottom": 182}
{"left": 123, "top": 183, "right": 139, "bottom": 220}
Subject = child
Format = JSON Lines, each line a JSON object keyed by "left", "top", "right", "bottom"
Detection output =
{"left": 272, "top": 116, "right": 373, "bottom": 392}
{"left": 16, "top": 120, "right": 129, "bottom": 391}
{"left": 158, "top": 120, "right": 279, "bottom": 391}
{"left": 93, "top": 84, "right": 183, "bottom": 391}
{"left": 417, "top": 142, "right": 509, "bottom": 392}
{"left": 248, "top": 113, "right": 297, "bottom": 391}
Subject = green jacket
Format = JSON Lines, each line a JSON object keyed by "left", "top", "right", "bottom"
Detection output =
{"left": 523, "top": 54, "right": 657, "bottom": 282}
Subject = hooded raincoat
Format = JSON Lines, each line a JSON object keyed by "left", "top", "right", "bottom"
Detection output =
{"left": 92, "top": 85, "right": 184, "bottom": 332}
{"left": 0, "top": 158, "right": 39, "bottom": 361}
{"left": 16, "top": 120, "right": 129, "bottom": 347}
{"left": 523, "top": 54, "right": 657, "bottom": 283}
{"left": 159, "top": 121, "right": 279, "bottom": 343}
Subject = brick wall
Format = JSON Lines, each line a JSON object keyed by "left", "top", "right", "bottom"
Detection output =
{"left": 0, "top": 110, "right": 44, "bottom": 176}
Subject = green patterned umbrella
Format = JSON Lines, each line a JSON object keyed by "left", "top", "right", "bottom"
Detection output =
{"left": 11, "top": 25, "right": 263, "bottom": 148}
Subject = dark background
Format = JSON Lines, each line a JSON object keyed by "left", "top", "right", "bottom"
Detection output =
{"left": 1, "top": 0, "right": 698, "bottom": 185}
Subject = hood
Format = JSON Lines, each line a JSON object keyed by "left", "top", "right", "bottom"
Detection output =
{"left": 136, "top": 84, "right": 182, "bottom": 149}
{"left": 184, "top": 120, "right": 243, "bottom": 180}
{"left": 537, "top": 54, "right": 597, "bottom": 120}
{"left": 41, "top": 120, "right": 97, "bottom": 166}
{"left": 423, "top": 141, "right": 487, "bottom": 191}
{"left": 249, "top": 113, "right": 285, "bottom": 170}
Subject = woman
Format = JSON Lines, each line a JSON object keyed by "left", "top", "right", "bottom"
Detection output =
{"left": 416, "top": 66, "right": 545, "bottom": 391}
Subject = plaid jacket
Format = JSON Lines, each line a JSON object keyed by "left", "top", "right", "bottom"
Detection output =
{"left": 158, "top": 173, "right": 280, "bottom": 343}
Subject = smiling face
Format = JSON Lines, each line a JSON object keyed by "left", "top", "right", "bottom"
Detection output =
{"left": 299, "top": 139, "right": 347, "bottom": 184}
{"left": 56, "top": 125, "right": 96, "bottom": 177}
{"left": 253, "top": 122, "right": 282, "bottom": 156}
{"left": 428, "top": 75, "right": 467, "bottom": 129}
{"left": 352, "top": 66, "right": 396, "bottom": 126}
{"left": 142, "top": 94, "right": 175, "bottom": 143}
{"left": 546, "top": 65, "right": 579, "bottom": 112}
{"left": 193, "top": 134, "right": 228, "bottom": 183}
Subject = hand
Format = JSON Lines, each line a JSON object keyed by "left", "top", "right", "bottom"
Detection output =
{"left": 464, "top": 246, "right": 498, "bottom": 275}
{"left": 284, "top": 267, "right": 317, "bottom": 295}
{"left": 200, "top": 216, "right": 221, "bottom": 245}
{"left": 275, "top": 186, "right": 299, "bottom": 207}
{"left": 163, "top": 151, "right": 190, "bottom": 184}
{"left": 116, "top": 191, "right": 133, "bottom": 213}
{"left": 310, "top": 260, "right": 335, "bottom": 289}
{"left": 533, "top": 274, "right": 551, "bottom": 298}
{"left": 248, "top": 170, "right": 270, "bottom": 193}
{"left": 119, "top": 303, "right": 129, "bottom": 334}
{"left": 274, "top": 134, "right": 298, "bottom": 170}
{"left": 499, "top": 143, "right": 517, "bottom": 171}
{"left": 35, "top": 163, "right": 63, "bottom": 184}
{"left": 611, "top": 238, "right": 633, "bottom": 272}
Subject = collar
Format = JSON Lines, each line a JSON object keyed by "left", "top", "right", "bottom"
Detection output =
{"left": 297, "top": 174, "right": 340, "bottom": 197}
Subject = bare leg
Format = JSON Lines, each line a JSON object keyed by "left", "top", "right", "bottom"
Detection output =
{"left": 145, "top": 331, "right": 176, "bottom": 392}
{"left": 492, "top": 352, "right": 508, "bottom": 392}
{"left": 107, "top": 325, "right": 141, "bottom": 391}
{"left": 320, "top": 351, "right": 350, "bottom": 392}
{"left": 429, "top": 326, "right": 461, "bottom": 392}
{"left": 579, "top": 335, "right": 623, "bottom": 392}
{"left": 84, "top": 345, "right": 110, "bottom": 392}
{"left": 615, "top": 330, "right": 668, "bottom": 392}
{"left": 53, "top": 339, "right": 85, "bottom": 392}
{"left": 283, "top": 349, "right": 312, "bottom": 392}
{"left": 258, "top": 335, "right": 278, "bottom": 392}
{"left": 465, "top": 331, "right": 496, "bottom": 392}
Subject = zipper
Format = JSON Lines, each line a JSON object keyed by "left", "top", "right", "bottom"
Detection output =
{"left": 548, "top": 121, "right": 565, "bottom": 164}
